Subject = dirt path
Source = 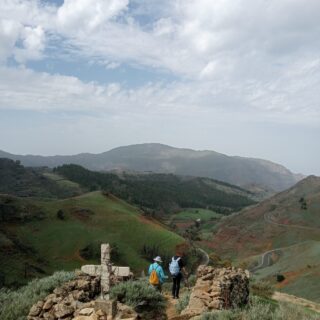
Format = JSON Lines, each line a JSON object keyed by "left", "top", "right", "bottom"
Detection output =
{"left": 197, "top": 247, "right": 209, "bottom": 266}
{"left": 165, "top": 294, "right": 179, "bottom": 319}
{"left": 264, "top": 212, "right": 320, "bottom": 231}
{"left": 273, "top": 291, "right": 320, "bottom": 314}
{"left": 250, "top": 210, "right": 320, "bottom": 273}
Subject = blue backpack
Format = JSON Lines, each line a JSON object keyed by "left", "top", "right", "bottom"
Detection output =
{"left": 169, "top": 257, "right": 181, "bottom": 276}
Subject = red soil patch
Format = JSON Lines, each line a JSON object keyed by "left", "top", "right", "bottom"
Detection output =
{"left": 276, "top": 269, "right": 305, "bottom": 289}
{"left": 175, "top": 221, "right": 194, "bottom": 229}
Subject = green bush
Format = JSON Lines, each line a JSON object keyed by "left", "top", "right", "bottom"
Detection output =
{"left": 276, "top": 274, "right": 285, "bottom": 283}
{"left": 110, "top": 280, "right": 166, "bottom": 317}
{"left": 187, "top": 274, "right": 197, "bottom": 287}
{"left": 0, "top": 271, "right": 75, "bottom": 320}
{"left": 250, "top": 280, "right": 274, "bottom": 299}
{"left": 201, "top": 310, "right": 241, "bottom": 320}
{"left": 175, "top": 291, "right": 191, "bottom": 314}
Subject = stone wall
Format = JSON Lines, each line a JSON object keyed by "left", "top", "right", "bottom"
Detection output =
{"left": 182, "top": 266, "right": 249, "bottom": 317}
{"left": 28, "top": 273, "right": 100, "bottom": 320}
{"left": 28, "top": 273, "right": 138, "bottom": 320}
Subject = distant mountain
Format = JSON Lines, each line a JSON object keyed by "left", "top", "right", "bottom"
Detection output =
{"left": 208, "top": 175, "right": 320, "bottom": 302}
{"left": 0, "top": 143, "right": 303, "bottom": 191}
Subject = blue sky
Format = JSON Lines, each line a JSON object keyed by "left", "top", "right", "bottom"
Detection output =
{"left": 0, "top": 0, "right": 319, "bottom": 175}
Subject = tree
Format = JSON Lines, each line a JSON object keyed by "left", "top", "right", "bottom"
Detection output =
{"left": 56, "top": 209, "right": 65, "bottom": 220}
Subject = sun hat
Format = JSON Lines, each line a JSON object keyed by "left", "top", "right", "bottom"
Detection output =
{"left": 153, "top": 256, "right": 163, "bottom": 263}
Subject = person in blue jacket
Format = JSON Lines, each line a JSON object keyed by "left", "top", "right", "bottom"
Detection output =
{"left": 148, "top": 256, "right": 168, "bottom": 292}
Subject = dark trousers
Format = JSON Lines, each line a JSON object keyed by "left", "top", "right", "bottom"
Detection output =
{"left": 172, "top": 273, "right": 182, "bottom": 298}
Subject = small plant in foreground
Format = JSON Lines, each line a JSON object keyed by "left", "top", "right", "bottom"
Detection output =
{"left": 110, "top": 279, "right": 166, "bottom": 317}
{"left": 0, "top": 271, "right": 75, "bottom": 320}
{"left": 250, "top": 280, "right": 274, "bottom": 299}
{"left": 175, "top": 291, "right": 191, "bottom": 314}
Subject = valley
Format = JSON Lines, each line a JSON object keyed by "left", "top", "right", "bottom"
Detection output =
{"left": 0, "top": 156, "right": 319, "bottom": 306}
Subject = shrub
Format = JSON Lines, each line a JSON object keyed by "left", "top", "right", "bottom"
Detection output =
{"left": 56, "top": 209, "right": 65, "bottom": 220}
{"left": 276, "top": 274, "right": 285, "bottom": 282}
{"left": 110, "top": 280, "right": 166, "bottom": 317}
{"left": 201, "top": 310, "right": 241, "bottom": 320}
{"left": 0, "top": 271, "right": 75, "bottom": 320}
{"left": 187, "top": 274, "right": 197, "bottom": 287}
{"left": 175, "top": 291, "right": 191, "bottom": 314}
{"left": 250, "top": 280, "right": 274, "bottom": 299}
{"left": 243, "top": 296, "right": 274, "bottom": 320}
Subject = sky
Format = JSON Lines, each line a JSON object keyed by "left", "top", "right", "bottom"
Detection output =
{"left": 0, "top": 0, "right": 319, "bottom": 175}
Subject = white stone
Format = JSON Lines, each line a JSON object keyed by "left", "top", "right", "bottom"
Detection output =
{"left": 81, "top": 265, "right": 102, "bottom": 276}
{"left": 81, "top": 265, "right": 130, "bottom": 277}
{"left": 79, "top": 308, "right": 94, "bottom": 316}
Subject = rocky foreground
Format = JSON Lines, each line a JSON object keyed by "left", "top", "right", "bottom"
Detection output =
{"left": 28, "top": 266, "right": 250, "bottom": 320}
{"left": 27, "top": 273, "right": 137, "bottom": 320}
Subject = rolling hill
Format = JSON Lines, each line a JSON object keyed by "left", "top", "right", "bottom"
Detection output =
{"left": 206, "top": 175, "right": 320, "bottom": 302}
{"left": 0, "top": 191, "right": 184, "bottom": 287}
{"left": 0, "top": 158, "right": 82, "bottom": 198}
{"left": 0, "top": 143, "right": 303, "bottom": 192}
{"left": 54, "top": 164, "right": 255, "bottom": 214}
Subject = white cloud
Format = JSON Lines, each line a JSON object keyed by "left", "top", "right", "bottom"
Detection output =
{"left": 56, "top": 0, "right": 129, "bottom": 33}
{"left": 0, "top": 19, "right": 21, "bottom": 62}
{"left": 14, "top": 25, "right": 45, "bottom": 62}
{"left": 0, "top": 0, "right": 319, "bottom": 127}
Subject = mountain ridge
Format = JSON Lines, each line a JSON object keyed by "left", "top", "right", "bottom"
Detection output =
{"left": 0, "top": 143, "right": 304, "bottom": 192}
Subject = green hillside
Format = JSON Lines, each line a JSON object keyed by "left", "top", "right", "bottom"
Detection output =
{"left": 253, "top": 241, "right": 320, "bottom": 302}
{"left": 54, "top": 164, "right": 255, "bottom": 215}
{"left": 0, "top": 192, "right": 184, "bottom": 287}
{"left": 206, "top": 175, "right": 320, "bottom": 302}
{"left": 0, "top": 158, "right": 82, "bottom": 198}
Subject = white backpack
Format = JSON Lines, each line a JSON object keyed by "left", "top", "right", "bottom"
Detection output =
{"left": 169, "top": 257, "right": 181, "bottom": 276}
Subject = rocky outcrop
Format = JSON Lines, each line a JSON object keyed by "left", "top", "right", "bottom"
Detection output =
{"left": 27, "top": 273, "right": 137, "bottom": 320}
{"left": 182, "top": 266, "right": 249, "bottom": 317}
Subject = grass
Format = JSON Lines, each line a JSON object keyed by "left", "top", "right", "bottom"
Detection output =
{"left": 43, "top": 172, "right": 83, "bottom": 195}
{"left": 171, "top": 208, "right": 223, "bottom": 222}
{"left": 175, "top": 291, "right": 191, "bottom": 314}
{"left": 207, "top": 183, "right": 320, "bottom": 303}
{"left": 252, "top": 241, "right": 320, "bottom": 302}
{"left": 110, "top": 279, "right": 167, "bottom": 318}
{"left": 201, "top": 296, "right": 320, "bottom": 320}
{"left": 0, "top": 271, "right": 75, "bottom": 320}
{"left": 1, "top": 192, "right": 184, "bottom": 286}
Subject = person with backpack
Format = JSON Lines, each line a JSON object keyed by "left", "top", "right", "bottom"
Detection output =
{"left": 169, "top": 253, "right": 186, "bottom": 299}
{"left": 148, "top": 256, "right": 168, "bottom": 292}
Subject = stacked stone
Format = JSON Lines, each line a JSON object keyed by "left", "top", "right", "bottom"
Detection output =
{"left": 28, "top": 273, "right": 100, "bottom": 320}
{"left": 28, "top": 273, "right": 138, "bottom": 320}
{"left": 182, "top": 266, "right": 249, "bottom": 317}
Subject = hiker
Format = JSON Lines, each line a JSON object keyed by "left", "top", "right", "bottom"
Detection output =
{"left": 169, "top": 252, "right": 186, "bottom": 299}
{"left": 148, "top": 256, "right": 168, "bottom": 292}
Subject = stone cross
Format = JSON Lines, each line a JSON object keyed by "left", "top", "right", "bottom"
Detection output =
{"left": 100, "top": 243, "right": 112, "bottom": 299}
{"left": 81, "top": 243, "right": 131, "bottom": 301}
